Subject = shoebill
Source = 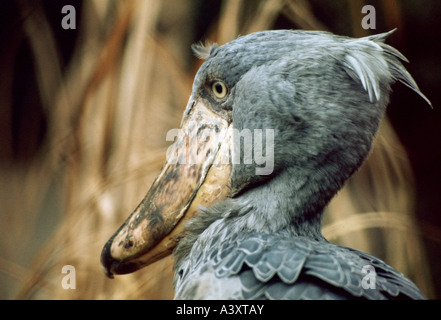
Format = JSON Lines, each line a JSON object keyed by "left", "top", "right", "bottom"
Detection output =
{"left": 101, "top": 29, "right": 430, "bottom": 299}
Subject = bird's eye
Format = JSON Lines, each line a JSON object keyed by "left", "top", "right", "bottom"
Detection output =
{"left": 211, "top": 81, "right": 228, "bottom": 99}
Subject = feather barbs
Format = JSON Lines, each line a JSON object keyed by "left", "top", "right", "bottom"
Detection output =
{"left": 343, "top": 30, "right": 431, "bottom": 106}
{"left": 192, "top": 41, "right": 219, "bottom": 60}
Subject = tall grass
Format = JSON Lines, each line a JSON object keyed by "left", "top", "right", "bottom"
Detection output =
{"left": 1, "top": 0, "right": 434, "bottom": 299}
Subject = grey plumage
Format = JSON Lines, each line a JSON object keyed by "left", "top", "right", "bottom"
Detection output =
{"left": 174, "top": 200, "right": 424, "bottom": 300}
{"left": 171, "top": 29, "right": 429, "bottom": 299}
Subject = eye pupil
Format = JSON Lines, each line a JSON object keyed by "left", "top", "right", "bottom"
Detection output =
{"left": 215, "top": 83, "right": 223, "bottom": 94}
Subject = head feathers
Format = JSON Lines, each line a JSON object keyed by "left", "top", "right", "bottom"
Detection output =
{"left": 192, "top": 41, "right": 218, "bottom": 60}
{"left": 343, "top": 29, "right": 431, "bottom": 106}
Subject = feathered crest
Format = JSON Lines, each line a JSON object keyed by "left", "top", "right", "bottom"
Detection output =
{"left": 343, "top": 29, "right": 431, "bottom": 106}
{"left": 191, "top": 41, "right": 218, "bottom": 60}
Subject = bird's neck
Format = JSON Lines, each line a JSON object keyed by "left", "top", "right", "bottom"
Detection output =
{"left": 223, "top": 167, "right": 331, "bottom": 237}
{"left": 174, "top": 166, "right": 340, "bottom": 270}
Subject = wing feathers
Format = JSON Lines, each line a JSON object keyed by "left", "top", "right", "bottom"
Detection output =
{"left": 211, "top": 234, "right": 425, "bottom": 300}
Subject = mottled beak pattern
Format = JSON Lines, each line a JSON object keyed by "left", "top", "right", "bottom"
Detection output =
{"left": 101, "top": 99, "right": 232, "bottom": 278}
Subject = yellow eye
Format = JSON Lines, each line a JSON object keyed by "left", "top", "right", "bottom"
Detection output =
{"left": 212, "top": 81, "right": 228, "bottom": 99}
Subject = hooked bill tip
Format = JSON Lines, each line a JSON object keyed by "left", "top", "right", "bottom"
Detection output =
{"left": 100, "top": 239, "right": 115, "bottom": 279}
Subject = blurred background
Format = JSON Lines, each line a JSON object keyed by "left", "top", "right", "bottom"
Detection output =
{"left": 0, "top": 0, "right": 440, "bottom": 299}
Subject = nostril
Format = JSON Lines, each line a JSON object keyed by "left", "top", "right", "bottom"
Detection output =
{"left": 124, "top": 239, "right": 134, "bottom": 249}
